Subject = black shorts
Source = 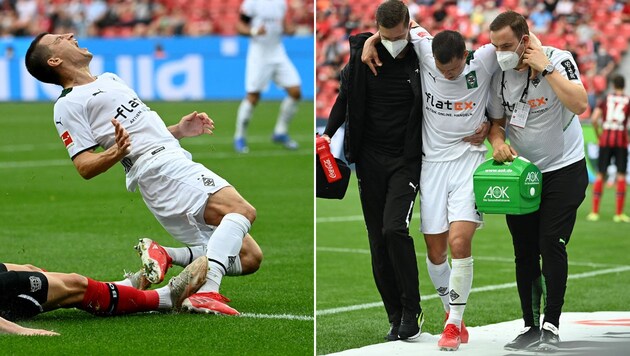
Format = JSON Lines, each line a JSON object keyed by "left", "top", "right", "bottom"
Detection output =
{"left": 598, "top": 146, "right": 628, "bottom": 174}
{"left": 0, "top": 271, "right": 48, "bottom": 321}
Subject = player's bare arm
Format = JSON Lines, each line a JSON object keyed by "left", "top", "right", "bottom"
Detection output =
{"left": 522, "top": 41, "right": 587, "bottom": 115}
{"left": 590, "top": 107, "right": 603, "bottom": 139}
{"left": 488, "top": 118, "right": 517, "bottom": 162}
{"left": 236, "top": 13, "right": 266, "bottom": 36}
{"left": 72, "top": 118, "right": 131, "bottom": 179}
{"left": 361, "top": 32, "right": 383, "bottom": 76}
{"left": 168, "top": 111, "right": 215, "bottom": 139}
{"left": 462, "top": 121, "right": 491, "bottom": 145}
{"left": 0, "top": 317, "right": 59, "bottom": 336}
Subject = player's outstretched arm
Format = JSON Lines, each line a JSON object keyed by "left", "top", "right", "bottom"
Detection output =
{"left": 168, "top": 111, "right": 214, "bottom": 139}
{"left": 0, "top": 317, "right": 59, "bottom": 336}
{"left": 72, "top": 118, "right": 131, "bottom": 179}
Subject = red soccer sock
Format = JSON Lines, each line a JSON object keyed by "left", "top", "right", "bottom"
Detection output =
{"left": 80, "top": 278, "right": 159, "bottom": 316}
{"left": 616, "top": 178, "right": 626, "bottom": 215}
{"left": 592, "top": 178, "right": 603, "bottom": 214}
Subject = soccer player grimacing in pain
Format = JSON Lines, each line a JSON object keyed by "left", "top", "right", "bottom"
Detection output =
{"left": 24, "top": 33, "right": 264, "bottom": 316}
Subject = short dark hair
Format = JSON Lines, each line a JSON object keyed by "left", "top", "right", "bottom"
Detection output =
{"left": 25, "top": 32, "right": 62, "bottom": 85}
{"left": 612, "top": 74, "right": 625, "bottom": 90}
{"left": 375, "top": 0, "right": 409, "bottom": 29}
{"left": 489, "top": 10, "right": 529, "bottom": 40}
{"left": 432, "top": 30, "right": 466, "bottom": 64}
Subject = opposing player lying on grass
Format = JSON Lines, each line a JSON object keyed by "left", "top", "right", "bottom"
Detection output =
{"left": 0, "top": 257, "right": 207, "bottom": 336}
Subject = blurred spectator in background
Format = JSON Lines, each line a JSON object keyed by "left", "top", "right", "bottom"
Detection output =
{"left": 316, "top": 0, "right": 630, "bottom": 123}
{"left": 0, "top": 0, "right": 313, "bottom": 37}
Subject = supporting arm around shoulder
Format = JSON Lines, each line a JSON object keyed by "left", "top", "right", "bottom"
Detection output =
{"left": 362, "top": 32, "right": 382, "bottom": 76}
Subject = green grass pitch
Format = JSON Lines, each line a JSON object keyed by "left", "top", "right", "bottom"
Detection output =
{"left": 316, "top": 153, "right": 630, "bottom": 355}
{"left": 0, "top": 100, "right": 314, "bottom": 355}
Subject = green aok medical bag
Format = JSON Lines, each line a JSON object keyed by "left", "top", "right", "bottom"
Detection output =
{"left": 473, "top": 156, "right": 542, "bottom": 215}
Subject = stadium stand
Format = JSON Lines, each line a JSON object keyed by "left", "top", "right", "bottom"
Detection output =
{"left": 316, "top": 0, "right": 630, "bottom": 121}
{"left": 0, "top": 0, "right": 313, "bottom": 37}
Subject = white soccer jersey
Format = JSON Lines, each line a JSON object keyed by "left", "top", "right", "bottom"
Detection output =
{"left": 241, "top": 0, "right": 287, "bottom": 58}
{"left": 487, "top": 47, "right": 585, "bottom": 173}
{"left": 410, "top": 27, "right": 499, "bottom": 162}
{"left": 241, "top": 0, "right": 299, "bottom": 92}
{"left": 53, "top": 72, "right": 181, "bottom": 174}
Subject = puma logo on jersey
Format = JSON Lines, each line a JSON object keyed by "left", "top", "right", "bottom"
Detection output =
{"left": 408, "top": 182, "right": 418, "bottom": 191}
{"left": 92, "top": 89, "right": 105, "bottom": 96}
{"left": 428, "top": 72, "right": 437, "bottom": 83}
{"left": 55, "top": 118, "right": 63, "bottom": 126}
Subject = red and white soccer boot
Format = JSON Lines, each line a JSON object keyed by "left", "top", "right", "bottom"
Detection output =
{"left": 181, "top": 292, "right": 240, "bottom": 316}
{"left": 135, "top": 237, "right": 173, "bottom": 284}
{"left": 445, "top": 312, "right": 469, "bottom": 343}
{"left": 438, "top": 323, "right": 462, "bottom": 351}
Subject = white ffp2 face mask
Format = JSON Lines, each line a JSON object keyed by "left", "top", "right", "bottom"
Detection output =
{"left": 382, "top": 38, "right": 408, "bottom": 58}
{"left": 496, "top": 36, "right": 525, "bottom": 71}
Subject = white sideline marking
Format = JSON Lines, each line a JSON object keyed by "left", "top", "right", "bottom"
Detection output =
{"left": 318, "top": 215, "right": 391, "bottom": 223}
{"left": 0, "top": 150, "right": 310, "bottom": 169}
{"left": 317, "top": 265, "right": 630, "bottom": 316}
{"left": 239, "top": 312, "right": 313, "bottom": 321}
{"left": 325, "top": 311, "right": 630, "bottom": 356}
{"left": 317, "top": 246, "right": 624, "bottom": 268}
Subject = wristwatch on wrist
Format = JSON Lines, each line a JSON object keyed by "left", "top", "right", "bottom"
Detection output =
{"left": 542, "top": 63, "right": 554, "bottom": 77}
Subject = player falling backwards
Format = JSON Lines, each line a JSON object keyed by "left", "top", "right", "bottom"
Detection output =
{"left": 25, "top": 33, "right": 263, "bottom": 316}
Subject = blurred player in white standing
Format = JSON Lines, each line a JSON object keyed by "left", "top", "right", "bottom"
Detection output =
{"left": 234, "top": 0, "right": 302, "bottom": 153}
{"left": 24, "top": 32, "right": 263, "bottom": 316}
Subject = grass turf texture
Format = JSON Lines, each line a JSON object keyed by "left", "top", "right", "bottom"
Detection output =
{"left": 0, "top": 101, "right": 314, "bottom": 355}
{"left": 316, "top": 150, "right": 630, "bottom": 355}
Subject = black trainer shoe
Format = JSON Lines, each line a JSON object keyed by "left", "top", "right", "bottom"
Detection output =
{"left": 535, "top": 322, "right": 560, "bottom": 352}
{"left": 398, "top": 310, "right": 424, "bottom": 340}
{"left": 504, "top": 326, "right": 541, "bottom": 350}
{"left": 385, "top": 323, "right": 400, "bottom": 341}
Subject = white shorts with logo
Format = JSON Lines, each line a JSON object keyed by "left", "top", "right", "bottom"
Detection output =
{"left": 136, "top": 149, "right": 229, "bottom": 246}
{"left": 420, "top": 150, "right": 485, "bottom": 234}
{"left": 245, "top": 52, "right": 301, "bottom": 93}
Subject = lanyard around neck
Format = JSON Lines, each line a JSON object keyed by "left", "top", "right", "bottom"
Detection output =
{"left": 501, "top": 67, "right": 531, "bottom": 106}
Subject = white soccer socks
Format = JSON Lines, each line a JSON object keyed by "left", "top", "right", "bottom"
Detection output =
{"left": 447, "top": 256, "right": 474, "bottom": 328}
{"left": 164, "top": 245, "right": 206, "bottom": 267}
{"left": 426, "top": 257, "right": 452, "bottom": 313}
{"left": 199, "top": 213, "right": 251, "bottom": 293}
{"left": 235, "top": 99, "right": 254, "bottom": 139}
{"left": 273, "top": 96, "right": 298, "bottom": 135}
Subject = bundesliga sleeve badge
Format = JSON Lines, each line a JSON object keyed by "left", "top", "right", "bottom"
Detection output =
{"left": 61, "top": 130, "right": 75, "bottom": 149}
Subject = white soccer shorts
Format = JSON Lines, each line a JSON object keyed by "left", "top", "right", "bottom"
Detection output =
{"left": 136, "top": 150, "right": 229, "bottom": 246}
{"left": 245, "top": 53, "right": 301, "bottom": 93}
{"left": 420, "top": 150, "right": 485, "bottom": 234}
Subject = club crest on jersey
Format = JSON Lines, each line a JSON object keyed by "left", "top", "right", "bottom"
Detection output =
{"left": 199, "top": 175, "right": 214, "bottom": 187}
{"left": 29, "top": 276, "right": 42, "bottom": 292}
{"left": 61, "top": 130, "right": 74, "bottom": 149}
{"left": 465, "top": 71, "right": 478, "bottom": 89}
